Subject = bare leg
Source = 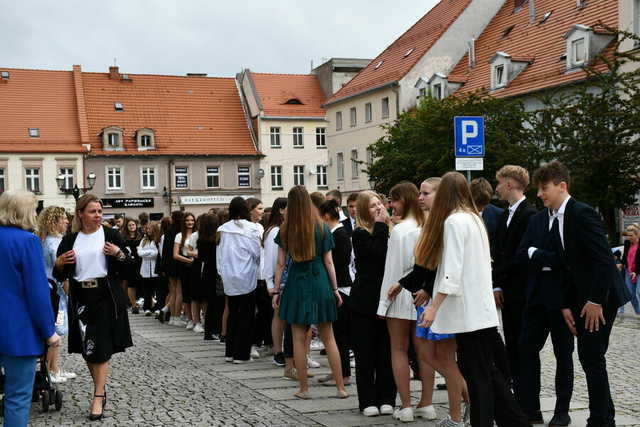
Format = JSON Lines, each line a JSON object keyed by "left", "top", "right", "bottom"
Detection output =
{"left": 47, "top": 345, "right": 60, "bottom": 373}
{"left": 387, "top": 318, "right": 412, "bottom": 408}
{"left": 183, "top": 303, "right": 192, "bottom": 322}
{"left": 174, "top": 278, "right": 183, "bottom": 318}
{"left": 192, "top": 301, "right": 202, "bottom": 324}
{"left": 317, "top": 322, "right": 347, "bottom": 394}
{"left": 272, "top": 311, "right": 285, "bottom": 354}
{"left": 127, "top": 286, "right": 137, "bottom": 308}
{"left": 292, "top": 324, "right": 310, "bottom": 395}
{"left": 221, "top": 297, "right": 229, "bottom": 336}
{"left": 87, "top": 361, "right": 109, "bottom": 415}
{"left": 413, "top": 333, "right": 436, "bottom": 408}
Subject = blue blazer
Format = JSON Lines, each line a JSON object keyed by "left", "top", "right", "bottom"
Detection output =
{"left": 482, "top": 203, "right": 504, "bottom": 256}
{"left": 0, "top": 226, "right": 55, "bottom": 356}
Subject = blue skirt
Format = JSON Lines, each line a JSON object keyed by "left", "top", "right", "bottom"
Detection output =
{"left": 416, "top": 306, "right": 455, "bottom": 340}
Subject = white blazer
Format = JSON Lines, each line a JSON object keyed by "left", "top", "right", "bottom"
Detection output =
{"left": 377, "top": 217, "right": 420, "bottom": 320}
{"left": 431, "top": 211, "right": 499, "bottom": 334}
{"left": 137, "top": 240, "right": 158, "bottom": 279}
{"left": 262, "top": 226, "right": 280, "bottom": 291}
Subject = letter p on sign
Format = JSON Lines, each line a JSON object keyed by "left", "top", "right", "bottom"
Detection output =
{"left": 461, "top": 120, "right": 478, "bottom": 145}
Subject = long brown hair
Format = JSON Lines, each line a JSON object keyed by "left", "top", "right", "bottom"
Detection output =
{"left": 414, "top": 172, "right": 479, "bottom": 269}
{"left": 389, "top": 181, "right": 425, "bottom": 227}
{"left": 355, "top": 191, "right": 380, "bottom": 234}
{"left": 121, "top": 217, "right": 141, "bottom": 240}
{"left": 180, "top": 212, "right": 195, "bottom": 248}
{"left": 279, "top": 186, "right": 320, "bottom": 262}
{"left": 142, "top": 221, "right": 161, "bottom": 245}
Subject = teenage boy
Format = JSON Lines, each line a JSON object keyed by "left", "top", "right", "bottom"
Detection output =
{"left": 492, "top": 166, "right": 537, "bottom": 405}
{"left": 342, "top": 193, "right": 358, "bottom": 234}
{"left": 524, "top": 161, "right": 629, "bottom": 427}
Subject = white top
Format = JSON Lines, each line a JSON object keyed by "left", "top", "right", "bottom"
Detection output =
{"left": 73, "top": 226, "right": 108, "bottom": 281}
{"left": 262, "top": 226, "right": 280, "bottom": 290}
{"left": 430, "top": 211, "right": 499, "bottom": 334}
{"left": 339, "top": 210, "right": 347, "bottom": 222}
{"left": 216, "top": 219, "right": 262, "bottom": 296}
{"left": 174, "top": 232, "right": 193, "bottom": 257}
{"left": 138, "top": 240, "right": 159, "bottom": 278}
{"left": 255, "top": 222, "right": 265, "bottom": 281}
{"left": 376, "top": 217, "right": 420, "bottom": 320}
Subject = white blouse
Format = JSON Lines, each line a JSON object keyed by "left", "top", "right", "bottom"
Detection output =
{"left": 430, "top": 211, "right": 499, "bottom": 334}
{"left": 73, "top": 226, "right": 108, "bottom": 281}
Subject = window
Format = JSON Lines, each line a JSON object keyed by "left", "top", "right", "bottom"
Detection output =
{"left": 293, "top": 165, "right": 305, "bottom": 186}
{"left": 0, "top": 167, "right": 4, "bottom": 193}
{"left": 270, "top": 127, "right": 281, "bottom": 148}
{"left": 316, "top": 165, "right": 327, "bottom": 188}
{"left": 270, "top": 165, "right": 283, "bottom": 189}
{"left": 381, "top": 97, "right": 389, "bottom": 119}
{"left": 404, "top": 48, "right": 415, "bottom": 57}
{"left": 350, "top": 107, "right": 357, "bottom": 127}
{"left": 140, "top": 135, "right": 152, "bottom": 148}
{"left": 336, "top": 153, "right": 344, "bottom": 181}
{"left": 351, "top": 149, "right": 359, "bottom": 179}
{"left": 293, "top": 127, "right": 304, "bottom": 147}
{"left": 366, "top": 147, "right": 374, "bottom": 166}
{"left": 141, "top": 166, "right": 156, "bottom": 190}
{"left": 336, "top": 111, "right": 343, "bottom": 131}
{"left": 365, "top": 102, "right": 372, "bottom": 122}
{"left": 206, "top": 166, "right": 220, "bottom": 188}
{"left": 419, "top": 88, "right": 427, "bottom": 98}
{"left": 59, "top": 167, "right": 74, "bottom": 190}
{"left": 494, "top": 64, "right": 505, "bottom": 87}
{"left": 114, "top": 102, "right": 124, "bottom": 111}
{"left": 238, "top": 166, "right": 251, "bottom": 187}
{"left": 25, "top": 168, "right": 40, "bottom": 193}
{"left": 28, "top": 128, "right": 40, "bottom": 138}
{"left": 106, "top": 166, "right": 122, "bottom": 191}
{"left": 433, "top": 83, "right": 442, "bottom": 100}
{"left": 374, "top": 60, "right": 384, "bottom": 69}
{"left": 315, "top": 127, "right": 326, "bottom": 148}
{"left": 102, "top": 127, "right": 123, "bottom": 150}
{"left": 107, "top": 133, "right": 120, "bottom": 148}
{"left": 572, "top": 38, "right": 586, "bottom": 65}
{"left": 175, "top": 166, "right": 188, "bottom": 189}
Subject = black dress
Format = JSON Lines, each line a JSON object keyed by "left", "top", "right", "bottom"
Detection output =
{"left": 54, "top": 226, "right": 133, "bottom": 363}
{"left": 122, "top": 235, "right": 142, "bottom": 290}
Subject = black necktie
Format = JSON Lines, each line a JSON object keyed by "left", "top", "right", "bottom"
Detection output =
{"left": 550, "top": 215, "right": 563, "bottom": 252}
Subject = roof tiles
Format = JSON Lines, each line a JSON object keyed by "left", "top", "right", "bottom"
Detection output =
{"left": 250, "top": 72, "right": 326, "bottom": 117}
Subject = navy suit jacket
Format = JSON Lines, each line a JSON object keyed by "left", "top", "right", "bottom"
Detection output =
{"left": 0, "top": 226, "right": 55, "bottom": 356}
{"left": 482, "top": 203, "right": 505, "bottom": 257}
{"left": 341, "top": 217, "right": 354, "bottom": 235}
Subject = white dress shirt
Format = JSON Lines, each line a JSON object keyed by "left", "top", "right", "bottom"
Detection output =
{"left": 507, "top": 196, "right": 526, "bottom": 227}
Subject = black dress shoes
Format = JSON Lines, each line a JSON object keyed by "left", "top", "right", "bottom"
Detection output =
{"left": 528, "top": 411, "right": 545, "bottom": 424}
{"left": 549, "top": 412, "right": 571, "bottom": 426}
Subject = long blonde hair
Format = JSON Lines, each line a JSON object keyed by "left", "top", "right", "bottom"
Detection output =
{"left": 355, "top": 191, "right": 380, "bottom": 234}
{"left": 37, "top": 206, "right": 67, "bottom": 241}
{"left": 414, "top": 172, "right": 479, "bottom": 269}
{"left": 279, "top": 186, "right": 320, "bottom": 262}
{"left": 0, "top": 190, "right": 38, "bottom": 231}
{"left": 72, "top": 194, "right": 102, "bottom": 233}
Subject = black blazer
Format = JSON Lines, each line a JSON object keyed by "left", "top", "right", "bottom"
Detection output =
{"left": 493, "top": 199, "right": 537, "bottom": 302}
{"left": 331, "top": 226, "right": 353, "bottom": 288}
{"left": 517, "top": 209, "right": 567, "bottom": 310}
{"left": 349, "top": 223, "right": 389, "bottom": 316}
{"left": 341, "top": 217, "right": 354, "bottom": 235}
{"left": 561, "top": 198, "right": 629, "bottom": 308}
{"left": 482, "top": 203, "right": 505, "bottom": 256}
{"left": 399, "top": 263, "right": 436, "bottom": 297}
{"left": 621, "top": 240, "right": 640, "bottom": 275}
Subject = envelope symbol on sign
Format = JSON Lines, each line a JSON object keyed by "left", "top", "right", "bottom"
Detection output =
{"left": 467, "top": 146, "right": 482, "bottom": 154}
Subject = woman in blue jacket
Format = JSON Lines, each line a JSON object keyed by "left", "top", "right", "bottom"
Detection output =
{"left": 0, "top": 190, "right": 60, "bottom": 427}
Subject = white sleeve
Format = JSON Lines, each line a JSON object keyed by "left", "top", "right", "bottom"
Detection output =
{"left": 263, "top": 228, "right": 279, "bottom": 290}
{"left": 439, "top": 216, "right": 465, "bottom": 296}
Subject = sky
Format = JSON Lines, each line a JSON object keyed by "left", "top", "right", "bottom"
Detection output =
{"left": 1, "top": 0, "right": 439, "bottom": 77}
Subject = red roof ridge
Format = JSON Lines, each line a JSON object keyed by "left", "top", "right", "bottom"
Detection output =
{"left": 80, "top": 71, "right": 234, "bottom": 80}
{"left": 0, "top": 66, "right": 71, "bottom": 73}
{"left": 251, "top": 72, "right": 317, "bottom": 77}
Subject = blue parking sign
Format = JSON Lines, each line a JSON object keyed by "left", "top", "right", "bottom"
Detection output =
{"left": 454, "top": 116, "right": 485, "bottom": 157}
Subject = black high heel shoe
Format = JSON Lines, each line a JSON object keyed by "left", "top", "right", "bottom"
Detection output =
{"left": 88, "top": 391, "right": 107, "bottom": 421}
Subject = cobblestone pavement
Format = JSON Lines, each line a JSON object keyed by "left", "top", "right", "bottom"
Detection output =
{"left": 23, "top": 311, "right": 640, "bottom": 426}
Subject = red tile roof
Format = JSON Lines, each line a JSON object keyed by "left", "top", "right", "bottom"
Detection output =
{"left": 0, "top": 68, "right": 85, "bottom": 153}
{"left": 81, "top": 70, "right": 259, "bottom": 156}
{"left": 249, "top": 72, "right": 326, "bottom": 118}
{"left": 450, "top": 0, "right": 618, "bottom": 98}
{"left": 326, "top": 0, "right": 474, "bottom": 105}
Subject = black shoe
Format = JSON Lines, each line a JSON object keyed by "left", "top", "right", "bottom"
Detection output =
{"left": 219, "top": 335, "right": 226, "bottom": 343}
{"left": 131, "top": 307, "right": 139, "bottom": 315}
{"left": 158, "top": 311, "right": 165, "bottom": 324}
{"left": 88, "top": 392, "right": 106, "bottom": 421}
{"left": 549, "top": 412, "right": 571, "bottom": 426}
{"left": 204, "top": 335, "right": 214, "bottom": 341}
{"left": 528, "top": 411, "right": 545, "bottom": 425}
{"left": 273, "top": 352, "right": 285, "bottom": 367}
{"left": 436, "top": 382, "right": 447, "bottom": 390}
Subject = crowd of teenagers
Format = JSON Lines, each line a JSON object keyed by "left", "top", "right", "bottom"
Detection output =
{"left": 0, "top": 160, "right": 630, "bottom": 427}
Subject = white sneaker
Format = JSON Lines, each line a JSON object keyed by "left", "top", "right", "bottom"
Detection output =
{"left": 193, "top": 323, "right": 204, "bottom": 333}
{"left": 310, "top": 338, "right": 325, "bottom": 351}
{"left": 144, "top": 310, "right": 151, "bottom": 316}
{"left": 307, "top": 355, "right": 321, "bottom": 368}
{"left": 60, "top": 369, "right": 77, "bottom": 379}
{"left": 380, "top": 404, "right": 394, "bottom": 415}
{"left": 415, "top": 404, "right": 437, "bottom": 420}
{"left": 225, "top": 357, "right": 233, "bottom": 362}
{"left": 136, "top": 298, "right": 144, "bottom": 306}
{"left": 350, "top": 359, "right": 356, "bottom": 368}
{"left": 168, "top": 318, "right": 176, "bottom": 326}
{"left": 250, "top": 346, "right": 260, "bottom": 359}
{"left": 172, "top": 318, "right": 187, "bottom": 327}
{"left": 233, "top": 358, "right": 252, "bottom": 364}
{"left": 393, "top": 407, "right": 414, "bottom": 422}
{"left": 185, "top": 321, "right": 195, "bottom": 330}
{"left": 49, "top": 371, "right": 67, "bottom": 383}
{"left": 363, "top": 406, "right": 380, "bottom": 417}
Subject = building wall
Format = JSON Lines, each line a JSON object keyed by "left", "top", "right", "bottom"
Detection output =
{"left": 325, "top": 86, "right": 398, "bottom": 196}
{"left": 258, "top": 118, "right": 329, "bottom": 206}
{"left": 0, "top": 153, "right": 83, "bottom": 211}
{"left": 86, "top": 156, "right": 260, "bottom": 217}
{"left": 620, "top": 0, "right": 639, "bottom": 72}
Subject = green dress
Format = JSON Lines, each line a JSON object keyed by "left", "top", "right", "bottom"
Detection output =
{"left": 276, "top": 223, "right": 337, "bottom": 325}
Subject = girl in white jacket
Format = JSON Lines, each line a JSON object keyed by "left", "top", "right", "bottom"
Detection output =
{"left": 138, "top": 221, "right": 161, "bottom": 316}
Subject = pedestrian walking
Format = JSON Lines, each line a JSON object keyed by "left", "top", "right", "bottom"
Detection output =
{"left": 138, "top": 221, "right": 161, "bottom": 316}
{"left": 121, "top": 218, "right": 143, "bottom": 314}
{"left": 621, "top": 223, "right": 640, "bottom": 314}
{"left": 174, "top": 212, "right": 196, "bottom": 329}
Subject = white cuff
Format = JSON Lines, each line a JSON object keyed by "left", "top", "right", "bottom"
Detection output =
{"left": 528, "top": 247, "right": 538, "bottom": 259}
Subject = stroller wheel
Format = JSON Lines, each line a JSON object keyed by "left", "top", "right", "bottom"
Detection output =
{"left": 54, "top": 390, "right": 63, "bottom": 411}
{"left": 49, "top": 389, "right": 55, "bottom": 403}
{"left": 41, "top": 390, "right": 50, "bottom": 412}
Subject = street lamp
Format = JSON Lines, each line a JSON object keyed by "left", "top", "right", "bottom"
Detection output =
{"left": 57, "top": 171, "right": 97, "bottom": 201}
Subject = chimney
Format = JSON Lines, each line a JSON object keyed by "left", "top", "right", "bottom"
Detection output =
{"left": 529, "top": 0, "right": 536, "bottom": 24}
{"left": 468, "top": 38, "right": 476, "bottom": 68}
{"left": 109, "top": 66, "right": 120, "bottom": 80}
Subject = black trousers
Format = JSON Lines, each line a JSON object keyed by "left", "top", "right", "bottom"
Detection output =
{"left": 572, "top": 302, "right": 617, "bottom": 427}
{"left": 252, "top": 280, "right": 273, "bottom": 347}
{"left": 141, "top": 277, "right": 159, "bottom": 311}
{"left": 350, "top": 311, "right": 396, "bottom": 411}
{"left": 519, "top": 304, "right": 574, "bottom": 416}
{"left": 204, "top": 292, "right": 225, "bottom": 337}
{"left": 501, "top": 298, "right": 525, "bottom": 399}
{"left": 333, "top": 292, "right": 351, "bottom": 378}
{"left": 225, "top": 290, "right": 256, "bottom": 361}
{"left": 153, "top": 276, "right": 168, "bottom": 312}
{"left": 456, "top": 327, "right": 529, "bottom": 427}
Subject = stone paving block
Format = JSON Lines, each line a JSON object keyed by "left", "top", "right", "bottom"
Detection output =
{"left": 307, "top": 410, "right": 411, "bottom": 427}
{"left": 280, "top": 395, "right": 361, "bottom": 413}
{"left": 255, "top": 384, "right": 358, "bottom": 401}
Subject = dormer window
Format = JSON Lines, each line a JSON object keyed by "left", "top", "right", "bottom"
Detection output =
{"left": 114, "top": 102, "right": 124, "bottom": 111}
{"left": 28, "top": 128, "right": 40, "bottom": 138}
{"left": 564, "top": 24, "right": 615, "bottom": 71}
{"left": 101, "top": 126, "right": 124, "bottom": 151}
{"left": 572, "top": 38, "right": 586, "bottom": 65}
{"left": 495, "top": 65, "right": 506, "bottom": 88}
{"left": 489, "top": 51, "right": 533, "bottom": 90}
{"left": 433, "top": 83, "right": 442, "bottom": 100}
{"left": 136, "top": 128, "right": 155, "bottom": 151}
{"left": 284, "top": 98, "right": 303, "bottom": 105}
